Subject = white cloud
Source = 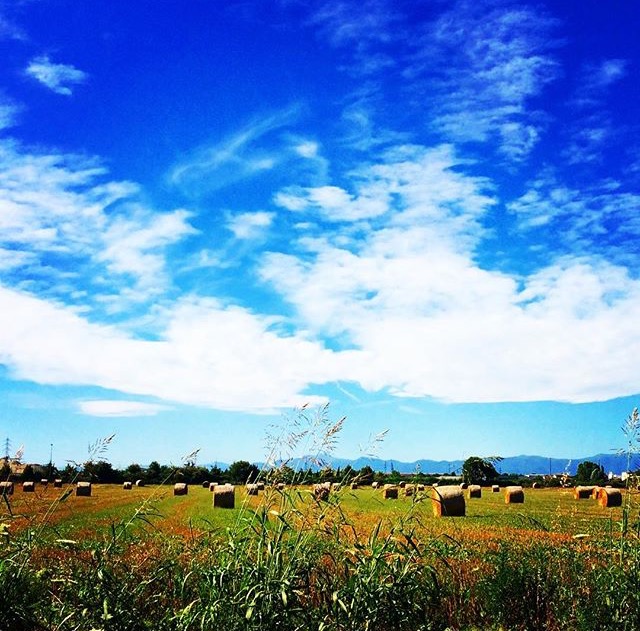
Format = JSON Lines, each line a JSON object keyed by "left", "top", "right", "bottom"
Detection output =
{"left": 227, "top": 211, "right": 274, "bottom": 240}
{"left": 0, "top": 285, "right": 333, "bottom": 413}
{"left": 79, "top": 400, "right": 172, "bottom": 417}
{"left": 0, "top": 140, "right": 197, "bottom": 302}
{"left": 25, "top": 55, "right": 88, "bottom": 95}
{"left": 294, "top": 141, "right": 319, "bottom": 158}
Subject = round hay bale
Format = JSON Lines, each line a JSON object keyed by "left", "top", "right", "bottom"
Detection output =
{"left": 591, "top": 486, "right": 602, "bottom": 499}
{"left": 209, "top": 482, "right": 218, "bottom": 492}
{"left": 399, "top": 481, "right": 406, "bottom": 488}
{"left": 213, "top": 484, "right": 235, "bottom": 508}
{"left": 314, "top": 482, "right": 331, "bottom": 501}
{"left": 459, "top": 482, "right": 468, "bottom": 489}
{"left": 598, "top": 487, "right": 622, "bottom": 508}
{"left": 532, "top": 482, "right": 539, "bottom": 489}
{"left": 76, "top": 481, "right": 92, "bottom": 497}
{"left": 432, "top": 482, "right": 439, "bottom": 488}
{"left": 54, "top": 479, "right": 62, "bottom": 488}
{"left": 22, "top": 481, "right": 35, "bottom": 493}
{"left": 404, "top": 484, "right": 415, "bottom": 497}
{"left": 0, "top": 481, "right": 14, "bottom": 496}
{"left": 432, "top": 485, "right": 465, "bottom": 517}
{"left": 331, "top": 482, "right": 341, "bottom": 491}
{"left": 383, "top": 485, "right": 398, "bottom": 500}
{"left": 468, "top": 484, "right": 482, "bottom": 498}
{"left": 574, "top": 486, "right": 595, "bottom": 500}
{"left": 123, "top": 481, "right": 133, "bottom": 490}
{"left": 135, "top": 479, "right": 145, "bottom": 487}
{"left": 40, "top": 479, "right": 48, "bottom": 487}
{"left": 417, "top": 484, "right": 425, "bottom": 492}
{"left": 246, "top": 483, "right": 259, "bottom": 496}
{"left": 505, "top": 486, "right": 524, "bottom": 504}
{"left": 350, "top": 482, "right": 358, "bottom": 490}
{"left": 371, "top": 481, "right": 379, "bottom": 489}
{"left": 257, "top": 482, "right": 265, "bottom": 491}
{"left": 277, "top": 482, "right": 286, "bottom": 491}
{"left": 491, "top": 484, "right": 500, "bottom": 492}
{"left": 202, "top": 481, "right": 210, "bottom": 488}
{"left": 173, "top": 482, "right": 188, "bottom": 496}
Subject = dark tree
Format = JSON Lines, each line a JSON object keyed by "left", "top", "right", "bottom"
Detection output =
{"left": 227, "top": 460, "right": 260, "bottom": 484}
{"left": 575, "top": 461, "right": 607, "bottom": 485}
{"left": 462, "top": 456, "right": 499, "bottom": 485}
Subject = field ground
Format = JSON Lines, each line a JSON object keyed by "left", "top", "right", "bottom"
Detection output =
{"left": 2, "top": 482, "right": 640, "bottom": 630}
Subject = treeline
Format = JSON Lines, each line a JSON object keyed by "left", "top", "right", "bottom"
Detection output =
{"left": 3, "top": 457, "right": 623, "bottom": 488}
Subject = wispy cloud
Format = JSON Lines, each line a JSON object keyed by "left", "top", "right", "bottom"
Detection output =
{"left": 79, "top": 399, "right": 172, "bottom": 417}
{"left": 0, "top": 140, "right": 197, "bottom": 306}
{"left": 169, "top": 104, "right": 303, "bottom": 195}
{"left": 408, "top": 2, "right": 561, "bottom": 161}
{"left": 25, "top": 55, "right": 88, "bottom": 95}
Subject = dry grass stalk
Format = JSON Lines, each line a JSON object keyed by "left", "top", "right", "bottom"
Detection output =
{"left": 432, "top": 485, "right": 466, "bottom": 517}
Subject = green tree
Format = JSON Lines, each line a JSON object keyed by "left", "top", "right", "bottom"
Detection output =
{"left": 146, "top": 461, "right": 162, "bottom": 483}
{"left": 575, "top": 460, "right": 606, "bottom": 485}
{"left": 227, "top": 460, "right": 260, "bottom": 484}
{"left": 462, "top": 456, "right": 499, "bottom": 485}
{"left": 21, "top": 464, "right": 35, "bottom": 481}
{"left": 357, "top": 465, "right": 375, "bottom": 485}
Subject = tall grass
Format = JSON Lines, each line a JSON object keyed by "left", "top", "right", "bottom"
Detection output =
{"left": 2, "top": 405, "right": 640, "bottom": 630}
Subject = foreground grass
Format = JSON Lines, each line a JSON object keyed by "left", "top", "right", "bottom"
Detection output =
{"left": 2, "top": 484, "right": 639, "bottom": 630}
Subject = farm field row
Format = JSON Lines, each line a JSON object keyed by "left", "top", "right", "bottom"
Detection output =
{"left": 2, "top": 482, "right": 627, "bottom": 543}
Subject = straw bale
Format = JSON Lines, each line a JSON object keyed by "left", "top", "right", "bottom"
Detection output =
{"left": 332, "top": 482, "right": 342, "bottom": 491}
{"left": 505, "top": 486, "right": 524, "bottom": 504}
{"left": 432, "top": 485, "right": 466, "bottom": 517}
{"left": 591, "top": 486, "right": 601, "bottom": 499}
{"left": 492, "top": 484, "right": 500, "bottom": 492}
{"left": 123, "top": 481, "right": 133, "bottom": 490}
{"left": 383, "top": 485, "right": 398, "bottom": 499}
{"left": 246, "top": 483, "right": 259, "bottom": 496}
{"left": 459, "top": 482, "right": 468, "bottom": 489}
{"left": 597, "top": 487, "right": 622, "bottom": 508}
{"left": 404, "top": 484, "right": 415, "bottom": 497}
{"left": 417, "top": 484, "right": 425, "bottom": 491}
{"left": 350, "top": 482, "right": 358, "bottom": 490}
{"left": 371, "top": 481, "right": 379, "bottom": 489}
{"left": 22, "top": 481, "right": 35, "bottom": 493}
{"left": 468, "top": 484, "right": 482, "bottom": 498}
{"left": 202, "top": 481, "right": 210, "bottom": 488}
{"left": 531, "top": 482, "right": 539, "bottom": 489}
{"left": 173, "top": 482, "right": 188, "bottom": 496}
{"left": 399, "top": 481, "right": 406, "bottom": 488}
{"left": 135, "top": 479, "right": 145, "bottom": 487}
{"left": 40, "top": 479, "right": 48, "bottom": 487}
{"left": 257, "top": 482, "right": 265, "bottom": 491}
{"left": 0, "top": 481, "right": 14, "bottom": 495}
{"left": 314, "top": 482, "right": 331, "bottom": 501}
{"left": 54, "top": 479, "right": 62, "bottom": 488}
{"left": 76, "top": 481, "right": 92, "bottom": 497}
{"left": 213, "top": 484, "right": 235, "bottom": 508}
{"left": 209, "top": 482, "right": 218, "bottom": 492}
{"left": 574, "top": 486, "right": 595, "bottom": 500}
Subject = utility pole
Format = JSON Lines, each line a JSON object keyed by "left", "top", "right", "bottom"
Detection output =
{"left": 3, "top": 437, "right": 10, "bottom": 460}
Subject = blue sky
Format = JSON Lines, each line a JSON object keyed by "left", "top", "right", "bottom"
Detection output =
{"left": 0, "top": 0, "right": 639, "bottom": 469}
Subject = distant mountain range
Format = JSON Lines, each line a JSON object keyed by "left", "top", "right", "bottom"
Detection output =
{"left": 208, "top": 452, "right": 638, "bottom": 476}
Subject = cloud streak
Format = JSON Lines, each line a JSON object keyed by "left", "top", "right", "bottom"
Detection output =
{"left": 25, "top": 55, "right": 88, "bottom": 95}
